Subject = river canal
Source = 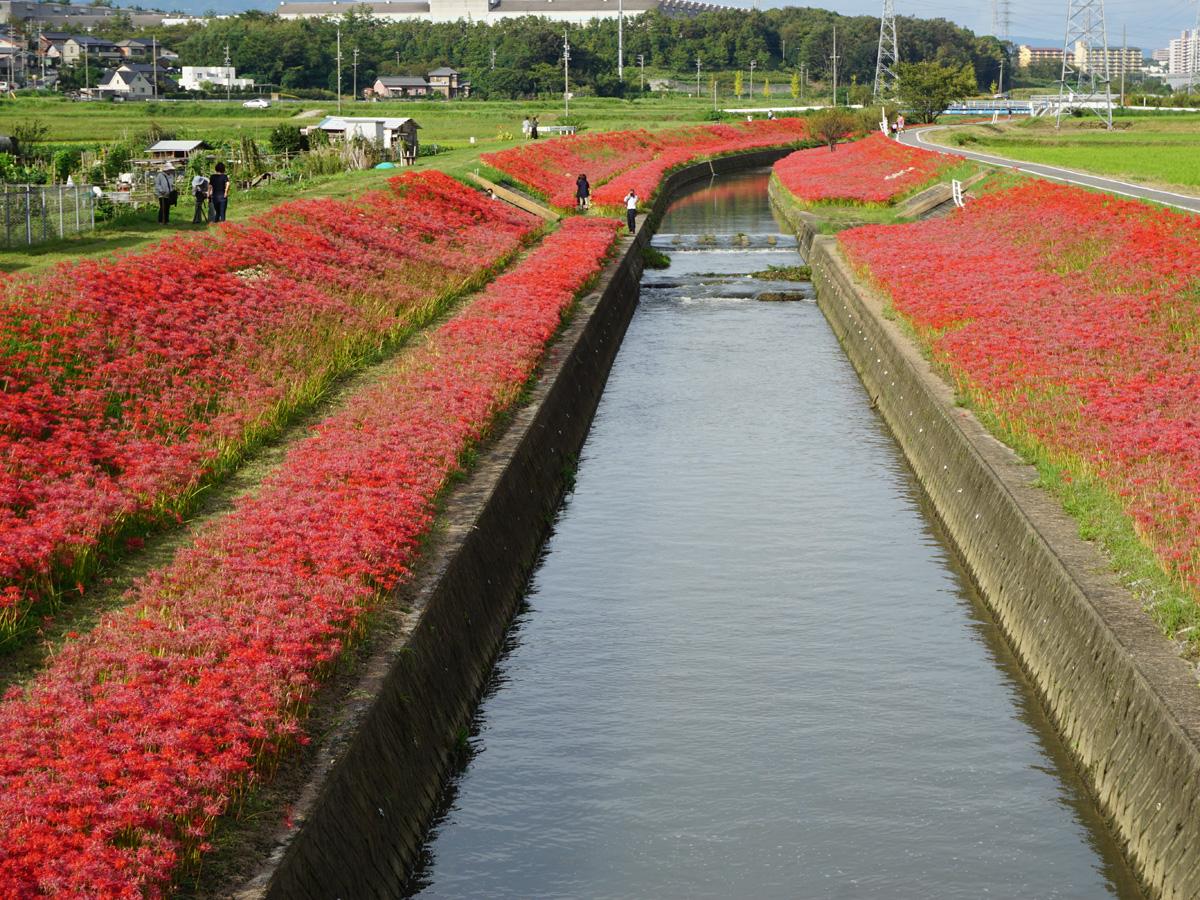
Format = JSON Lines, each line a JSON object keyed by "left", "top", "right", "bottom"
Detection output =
{"left": 403, "top": 170, "right": 1142, "bottom": 899}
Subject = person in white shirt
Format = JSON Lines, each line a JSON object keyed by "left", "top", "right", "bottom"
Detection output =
{"left": 624, "top": 189, "right": 638, "bottom": 234}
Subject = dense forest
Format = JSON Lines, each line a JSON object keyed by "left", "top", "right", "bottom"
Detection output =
{"left": 87, "top": 6, "right": 1005, "bottom": 98}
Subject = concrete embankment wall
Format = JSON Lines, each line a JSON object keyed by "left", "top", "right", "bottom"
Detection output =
{"left": 237, "top": 147, "right": 793, "bottom": 899}
{"left": 774, "top": 196, "right": 1200, "bottom": 898}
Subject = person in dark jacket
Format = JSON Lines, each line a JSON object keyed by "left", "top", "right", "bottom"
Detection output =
{"left": 208, "top": 162, "right": 230, "bottom": 223}
{"left": 575, "top": 173, "right": 590, "bottom": 210}
{"left": 153, "top": 164, "right": 176, "bottom": 224}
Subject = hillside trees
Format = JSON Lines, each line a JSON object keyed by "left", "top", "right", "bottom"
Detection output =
{"left": 129, "top": 7, "right": 1001, "bottom": 98}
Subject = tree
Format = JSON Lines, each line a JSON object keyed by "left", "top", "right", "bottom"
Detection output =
{"left": 790, "top": 70, "right": 800, "bottom": 99}
{"left": 268, "top": 123, "right": 307, "bottom": 154}
{"left": 809, "top": 107, "right": 856, "bottom": 151}
{"left": 895, "top": 60, "right": 977, "bottom": 123}
{"left": 734, "top": 69, "right": 743, "bottom": 98}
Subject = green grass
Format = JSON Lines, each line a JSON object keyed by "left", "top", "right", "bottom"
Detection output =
{"left": 931, "top": 114, "right": 1200, "bottom": 192}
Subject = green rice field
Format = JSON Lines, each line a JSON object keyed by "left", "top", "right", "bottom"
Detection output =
{"left": 932, "top": 114, "right": 1200, "bottom": 192}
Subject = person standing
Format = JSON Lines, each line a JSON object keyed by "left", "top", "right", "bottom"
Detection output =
{"left": 575, "top": 173, "right": 590, "bottom": 211}
{"left": 522, "top": 116, "right": 531, "bottom": 139}
{"left": 530, "top": 115, "right": 539, "bottom": 140}
{"left": 624, "top": 188, "right": 638, "bottom": 234}
{"left": 208, "top": 162, "right": 230, "bottom": 223}
{"left": 191, "top": 172, "right": 209, "bottom": 224}
{"left": 154, "top": 163, "right": 176, "bottom": 225}
{"left": 897, "top": 114, "right": 905, "bottom": 134}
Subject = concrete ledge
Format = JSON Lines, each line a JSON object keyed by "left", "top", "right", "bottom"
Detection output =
{"left": 788, "top": 212, "right": 1200, "bottom": 898}
{"left": 235, "top": 148, "right": 791, "bottom": 898}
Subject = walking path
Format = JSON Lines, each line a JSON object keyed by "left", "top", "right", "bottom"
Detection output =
{"left": 901, "top": 125, "right": 1200, "bottom": 213}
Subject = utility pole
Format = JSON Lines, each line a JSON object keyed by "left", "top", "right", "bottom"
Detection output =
{"left": 152, "top": 36, "right": 158, "bottom": 100}
{"left": 749, "top": 58, "right": 756, "bottom": 97}
{"left": 352, "top": 47, "right": 359, "bottom": 102}
{"left": 490, "top": 46, "right": 496, "bottom": 70}
{"left": 563, "top": 30, "right": 570, "bottom": 116}
{"left": 998, "top": 56, "right": 1005, "bottom": 97}
{"left": 830, "top": 25, "right": 839, "bottom": 106}
{"left": 695, "top": 54, "right": 701, "bottom": 97}
{"left": 617, "top": 0, "right": 624, "bottom": 80}
{"left": 637, "top": 53, "right": 644, "bottom": 91}
{"left": 395, "top": 49, "right": 400, "bottom": 67}
{"left": 873, "top": 0, "right": 899, "bottom": 99}
{"left": 336, "top": 26, "right": 342, "bottom": 114}
{"left": 84, "top": 45, "right": 88, "bottom": 90}
{"left": 224, "top": 43, "right": 231, "bottom": 103}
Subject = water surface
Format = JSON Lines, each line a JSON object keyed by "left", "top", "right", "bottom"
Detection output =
{"left": 404, "top": 170, "right": 1141, "bottom": 900}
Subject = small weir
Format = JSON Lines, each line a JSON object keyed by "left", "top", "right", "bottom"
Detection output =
{"left": 402, "top": 170, "right": 1142, "bottom": 898}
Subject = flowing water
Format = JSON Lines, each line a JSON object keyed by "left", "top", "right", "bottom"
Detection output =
{"left": 402, "top": 170, "right": 1142, "bottom": 899}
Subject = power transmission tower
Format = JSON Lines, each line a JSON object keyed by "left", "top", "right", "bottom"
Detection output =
{"left": 991, "top": 0, "right": 1011, "bottom": 42}
{"left": 1056, "top": 0, "right": 1113, "bottom": 128}
{"left": 873, "top": 0, "right": 899, "bottom": 99}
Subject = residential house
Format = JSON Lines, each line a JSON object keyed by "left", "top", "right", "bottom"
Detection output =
{"left": 124, "top": 62, "right": 179, "bottom": 94}
{"left": 178, "top": 65, "right": 253, "bottom": 91}
{"left": 61, "top": 36, "right": 120, "bottom": 66}
{"left": 371, "top": 74, "right": 430, "bottom": 98}
{"left": 87, "top": 64, "right": 153, "bottom": 98}
{"left": 115, "top": 39, "right": 152, "bottom": 59}
{"left": 370, "top": 67, "right": 468, "bottom": 99}
{"left": 427, "top": 65, "right": 466, "bottom": 97}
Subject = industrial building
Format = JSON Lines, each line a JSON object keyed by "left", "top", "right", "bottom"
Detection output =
{"left": 276, "top": 0, "right": 724, "bottom": 24}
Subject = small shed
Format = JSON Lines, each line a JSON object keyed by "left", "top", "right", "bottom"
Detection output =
{"left": 313, "top": 116, "right": 420, "bottom": 160}
{"left": 146, "top": 139, "right": 209, "bottom": 163}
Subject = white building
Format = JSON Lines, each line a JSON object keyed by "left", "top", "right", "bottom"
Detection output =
{"left": 1168, "top": 30, "right": 1197, "bottom": 75}
{"left": 179, "top": 65, "right": 254, "bottom": 91}
{"left": 90, "top": 64, "right": 154, "bottom": 98}
{"left": 277, "top": 0, "right": 723, "bottom": 24}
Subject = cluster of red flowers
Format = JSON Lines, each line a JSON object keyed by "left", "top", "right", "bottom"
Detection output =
{"left": 0, "top": 215, "right": 621, "bottom": 896}
{"left": 773, "top": 133, "right": 957, "bottom": 205}
{"left": 839, "top": 179, "right": 1200, "bottom": 590}
{"left": 0, "top": 171, "right": 537, "bottom": 636}
{"left": 590, "top": 119, "right": 811, "bottom": 207}
{"left": 483, "top": 119, "right": 810, "bottom": 209}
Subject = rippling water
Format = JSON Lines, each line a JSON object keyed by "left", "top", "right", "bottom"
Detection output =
{"left": 402, "top": 171, "right": 1142, "bottom": 900}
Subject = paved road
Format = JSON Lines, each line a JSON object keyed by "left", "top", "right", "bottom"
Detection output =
{"left": 900, "top": 125, "right": 1200, "bottom": 213}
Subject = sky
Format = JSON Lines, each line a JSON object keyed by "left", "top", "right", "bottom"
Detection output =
{"left": 736, "top": 0, "right": 1198, "bottom": 52}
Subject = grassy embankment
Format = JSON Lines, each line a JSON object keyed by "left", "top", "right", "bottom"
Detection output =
{"left": 924, "top": 113, "right": 1200, "bottom": 194}
{"left": 0, "top": 95, "right": 790, "bottom": 273}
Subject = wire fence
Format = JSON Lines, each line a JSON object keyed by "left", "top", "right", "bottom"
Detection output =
{"left": 0, "top": 184, "right": 98, "bottom": 248}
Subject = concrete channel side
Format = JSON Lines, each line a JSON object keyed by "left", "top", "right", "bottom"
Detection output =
{"left": 237, "top": 147, "right": 795, "bottom": 899}
{"left": 778, "top": 198, "right": 1200, "bottom": 898}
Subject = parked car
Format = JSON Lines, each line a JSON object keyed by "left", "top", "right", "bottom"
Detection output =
{"left": 242, "top": 98, "right": 270, "bottom": 108}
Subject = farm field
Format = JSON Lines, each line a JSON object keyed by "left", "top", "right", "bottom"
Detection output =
{"left": 927, "top": 114, "right": 1200, "bottom": 193}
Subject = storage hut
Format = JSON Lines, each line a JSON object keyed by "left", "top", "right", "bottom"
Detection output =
{"left": 146, "top": 139, "right": 208, "bottom": 164}
{"left": 311, "top": 116, "right": 420, "bottom": 162}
